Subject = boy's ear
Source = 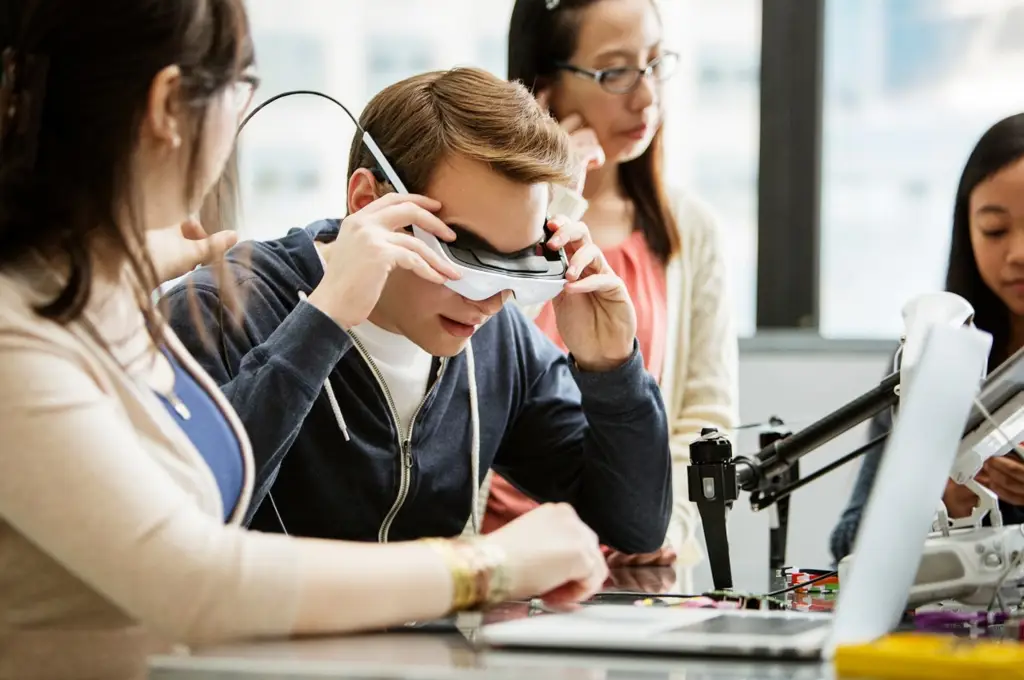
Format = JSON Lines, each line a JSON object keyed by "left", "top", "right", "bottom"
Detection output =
{"left": 347, "top": 168, "right": 381, "bottom": 213}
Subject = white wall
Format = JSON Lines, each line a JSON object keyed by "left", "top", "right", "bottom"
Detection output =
{"left": 690, "top": 343, "right": 894, "bottom": 593}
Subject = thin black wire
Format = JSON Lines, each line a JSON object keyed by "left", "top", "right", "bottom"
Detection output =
{"left": 733, "top": 416, "right": 788, "bottom": 431}
{"left": 753, "top": 432, "right": 890, "bottom": 508}
{"left": 231, "top": 88, "right": 364, "bottom": 537}
{"left": 238, "top": 89, "right": 364, "bottom": 136}
{"left": 766, "top": 570, "right": 838, "bottom": 597}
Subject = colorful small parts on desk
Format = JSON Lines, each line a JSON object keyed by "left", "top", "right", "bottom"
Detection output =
{"left": 913, "top": 610, "right": 1007, "bottom": 632}
{"left": 834, "top": 632, "right": 1024, "bottom": 679}
{"left": 790, "top": 591, "right": 838, "bottom": 614}
{"left": 634, "top": 592, "right": 789, "bottom": 611}
{"left": 912, "top": 609, "right": 1024, "bottom": 640}
{"left": 634, "top": 596, "right": 738, "bottom": 609}
{"left": 785, "top": 567, "right": 839, "bottom": 593}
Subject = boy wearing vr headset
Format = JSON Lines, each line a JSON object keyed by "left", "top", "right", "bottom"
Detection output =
{"left": 165, "top": 68, "right": 671, "bottom": 555}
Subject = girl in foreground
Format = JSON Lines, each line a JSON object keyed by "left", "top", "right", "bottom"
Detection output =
{"left": 0, "top": 2, "right": 605, "bottom": 678}
{"left": 830, "top": 113, "right": 1024, "bottom": 562}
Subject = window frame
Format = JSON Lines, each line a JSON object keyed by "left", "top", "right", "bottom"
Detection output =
{"left": 754, "top": 0, "right": 825, "bottom": 332}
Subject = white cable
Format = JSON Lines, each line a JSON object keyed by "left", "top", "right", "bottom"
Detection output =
{"left": 467, "top": 339, "right": 481, "bottom": 535}
{"left": 268, "top": 492, "right": 289, "bottom": 536}
{"left": 988, "top": 542, "right": 1024, "bottom": 614}
{"left": 322, "top": 376, "right": 350, "bottom": 442}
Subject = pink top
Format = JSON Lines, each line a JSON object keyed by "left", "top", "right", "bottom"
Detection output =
{"left": 483, "top": 230, "right": 668, "bottom": 535}
{"left": 532, "top": 230, "right": 667, "bottom": 382}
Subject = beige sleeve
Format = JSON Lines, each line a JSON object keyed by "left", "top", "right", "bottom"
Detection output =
{"left": 664, "top": 204, "right": 740, "bottom": 569}
{"left": 0, "top": 332, "right": 303, "bottom": 645}
{"left": 670, "top": 213, "right": 739, "bottom": 454}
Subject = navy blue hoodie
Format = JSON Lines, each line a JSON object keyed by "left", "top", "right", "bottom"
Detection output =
{"left": 164, "top": 220, "right": 672, "bottom": 553}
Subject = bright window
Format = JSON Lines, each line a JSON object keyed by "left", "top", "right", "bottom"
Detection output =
{"left": 819, "top": 0, "right": 1024, "bottom": 338}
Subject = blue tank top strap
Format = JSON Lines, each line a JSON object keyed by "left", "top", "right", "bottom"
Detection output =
{"left": 154, "top": 349, "right": 244, "bottom": 521}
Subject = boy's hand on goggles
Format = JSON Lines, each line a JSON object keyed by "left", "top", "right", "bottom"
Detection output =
{"left": 307, "top": 193, "right": 460, "bottom": 330}
{"left": 547, "top": 216, "right": 637, "bottom": 373}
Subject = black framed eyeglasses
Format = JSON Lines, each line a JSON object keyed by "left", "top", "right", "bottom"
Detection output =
{"left": 229, "top": 72, "right": 261, "bottom": 117}
{"left": 181, "top": 67, "right": 261, "bottom": 121}
{"left": 554, "top": 51, "right": 679, "bottom": 94}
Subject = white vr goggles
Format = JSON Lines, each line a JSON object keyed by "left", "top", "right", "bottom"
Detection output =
{"left": 238, "top": 90, "right": 584, "bottom": 306}
{"left": 362, "top": 133, "right": 587, "bottom": 306}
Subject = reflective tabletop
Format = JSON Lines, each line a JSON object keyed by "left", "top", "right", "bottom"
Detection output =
{"left": 148, "top": 568, "right": 859, "bottom": 680}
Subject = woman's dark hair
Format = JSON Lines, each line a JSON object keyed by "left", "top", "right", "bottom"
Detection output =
{"left": 0, "top": 0, "right": 252, "bottom": 333}
{"left": 946, "top": 113, "right": 1024, "bottom": 371}
{"left": 507, "top": 0, "right": 679, "bottom": 264}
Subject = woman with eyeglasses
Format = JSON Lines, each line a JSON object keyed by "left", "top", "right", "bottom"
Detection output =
{"left": 484, "top": 0, "right": 739, "bottom": 592}
{"left": 0, "top": 2, "right": 608, "bottom": 678}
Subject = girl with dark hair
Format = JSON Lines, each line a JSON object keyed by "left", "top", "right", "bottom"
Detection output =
{"left": 830, "top": 112, "right": 1024, "bottom": 563}
{"left": 484, "top": 0, "right": 739, "bottom": 591}
{"left": 0, "top": 3, "right": 607, "bottom": 677}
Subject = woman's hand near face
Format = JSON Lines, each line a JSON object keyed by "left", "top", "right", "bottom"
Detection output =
{"left": 536, "top": 90, "right": 605, "bottom": 194}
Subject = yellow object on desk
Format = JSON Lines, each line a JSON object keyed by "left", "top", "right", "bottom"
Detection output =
{"left": 834, "top": 633, "right": 1024, "bottom": 679}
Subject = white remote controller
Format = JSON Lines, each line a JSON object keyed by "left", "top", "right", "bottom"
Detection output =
{"left": 839, "top": 524, "right": 1024, "bottom": 608}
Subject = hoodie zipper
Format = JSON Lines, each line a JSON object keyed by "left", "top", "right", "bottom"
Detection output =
{"left": 346, "top": 332, "right": 447, "bottom": 543}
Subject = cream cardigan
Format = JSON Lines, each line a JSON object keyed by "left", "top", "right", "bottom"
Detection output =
{"left": 510, "top": 188, "right": 739, "bottom": 583}
{"left": 659, "top": 190, "right": 740, "bottom": 579}
{"left": 0, "top": 267, "right": 302, "bottom": 680}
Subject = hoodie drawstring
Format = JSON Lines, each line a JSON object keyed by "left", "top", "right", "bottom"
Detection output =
{"left": 297, "top": 290, "right": 350, "bottom": 441}
{"left": 466, "top": 339, "right": 480, "bottom": 534}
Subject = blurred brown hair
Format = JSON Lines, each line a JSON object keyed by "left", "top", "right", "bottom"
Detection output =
{"left": 190, "top": 146, "right": 251, "bottom": 344}
{"left": 0, "top": 0, "right": 254, "bottom": 341}
{"left": 348, "top": 67, "right": 575, "bottom": 195}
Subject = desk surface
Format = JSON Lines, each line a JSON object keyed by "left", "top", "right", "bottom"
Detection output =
{"left": 149, "top": 568, "right": 849, "bottom": 680}
{"left": 149, "top": 630, "right": 835, "bottom": 680}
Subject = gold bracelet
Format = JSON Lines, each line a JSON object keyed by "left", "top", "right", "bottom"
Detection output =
{"left": 423, "top": 537, "right": 511, "bottom": 611}
{"left": 423, "top": 538, "right": 478, "bottom": 612}
{"left": 466, "top": 538, "right": 511, "bottom": 606}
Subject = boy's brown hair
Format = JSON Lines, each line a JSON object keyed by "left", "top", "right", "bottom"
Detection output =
{"left": 347, "top": 67, "right": 574, "bottom": 194}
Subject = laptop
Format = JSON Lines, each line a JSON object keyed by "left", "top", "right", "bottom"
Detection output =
{"left": 478, "top": 325, "right": 993, "bottom": 661}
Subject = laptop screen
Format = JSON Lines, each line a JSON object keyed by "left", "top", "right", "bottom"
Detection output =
{"left": 825, "top": 326, "right": 992, "bottom": 658}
